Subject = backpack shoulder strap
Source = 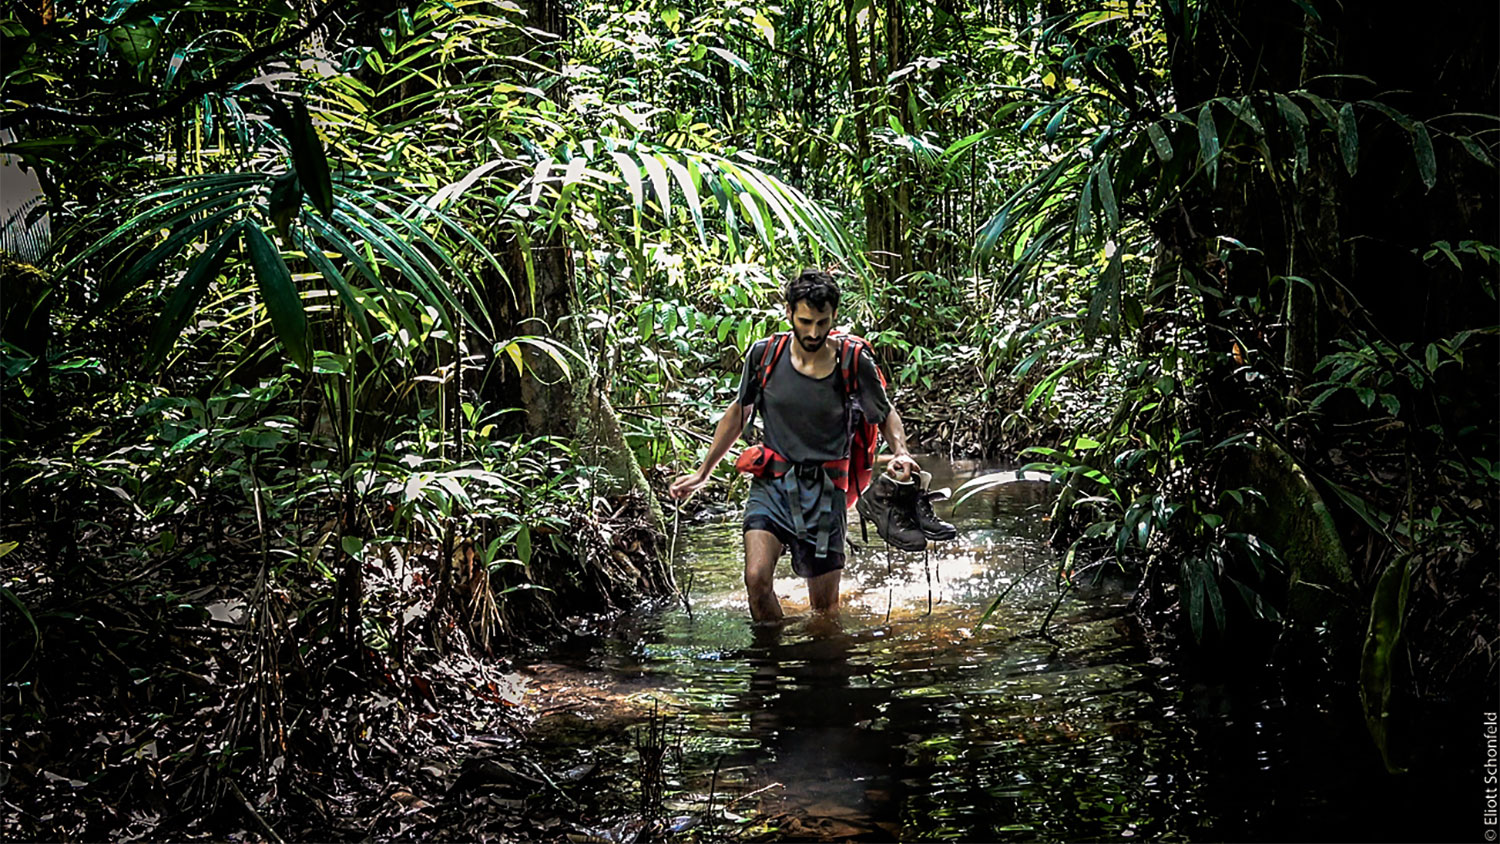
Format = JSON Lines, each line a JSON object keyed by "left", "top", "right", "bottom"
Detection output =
{"left": 743, "top": 332, "right": 790, "bottom": 445}
{"left": 758, "top": 331, "right": 790, "bottom": 389}
{"left": 835, "top": 332, "right": 876, "bottom": 397}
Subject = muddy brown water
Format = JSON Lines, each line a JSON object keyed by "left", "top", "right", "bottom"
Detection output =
{"left": 519, "top": 460, "right": 1463, "bottom": 841}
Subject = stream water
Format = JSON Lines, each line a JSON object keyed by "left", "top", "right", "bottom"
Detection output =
{"left": 519, "top": 460, "right": 1463, "bottom": 841}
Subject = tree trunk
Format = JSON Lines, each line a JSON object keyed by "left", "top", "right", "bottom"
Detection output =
{"left": 1284, "top": 12, "right": 1344, "bottom": 387}
{"left": 886, "top": 0, "right": 908, "bottom": 285}
{"left": 844, "top": 0, "right": 879, "bottom": 274}
{"left": 485, "top": 232, "right": 665, "bottom": 533}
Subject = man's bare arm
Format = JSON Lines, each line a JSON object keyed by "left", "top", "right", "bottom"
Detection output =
{"left": 879, "top": 408, "right": 920, "bottom": 479}
{"left": 697, "top": 400, "right": 751, "bottom": 478}
{"left": 670, "top": 400, "right": 751, "bottom": 498}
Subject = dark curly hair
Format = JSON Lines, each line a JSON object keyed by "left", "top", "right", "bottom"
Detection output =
{"left": 784, "top": 268, "right": 840, "bottom": 312}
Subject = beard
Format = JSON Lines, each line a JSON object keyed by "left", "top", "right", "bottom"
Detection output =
{"left": 798, "top": 332, "right": 827, "bottom": 352}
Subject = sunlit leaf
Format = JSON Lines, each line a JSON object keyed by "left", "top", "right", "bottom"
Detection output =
{"left": 1096, "top": 155, "right": 1119, "bottom": 234}
{"left": 706, "top": 46, "right": 752, "bottom": 75}
{"left": 661, "top": 154, "right": 706, "bottom": 245}
{"left": 610, "top": 151, "right": 644, "bottom": 212}
{"left": 641, "top": 153, "right": 672, "bottom": 217}
{"left": 293, "top": 228, "right": 373, "bottom": 345}
{"left": 1145, "top": 122, "right": 1174, "bottom": 162}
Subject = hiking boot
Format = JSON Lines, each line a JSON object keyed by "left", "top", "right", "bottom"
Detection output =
{"left": 856, "top": 472, "right": 927, "bottom": 551}
{"left": 915, "top": 471, "right": 958, "bottom": 541}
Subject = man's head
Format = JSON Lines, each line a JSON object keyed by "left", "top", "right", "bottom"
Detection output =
{"left": 785, "top": 268, "right": 840, "bottom": 353}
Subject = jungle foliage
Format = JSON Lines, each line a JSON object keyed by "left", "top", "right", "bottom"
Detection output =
{"left": 0, "top": 0, "right": 1495, "bottom": 838}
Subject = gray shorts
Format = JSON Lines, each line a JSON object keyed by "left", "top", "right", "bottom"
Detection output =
{"left": 743, "top": 514, "right": 845, "bottom": 578}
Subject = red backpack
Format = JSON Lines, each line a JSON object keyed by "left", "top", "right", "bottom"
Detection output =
{"left": 733, "top": 330, "right": 886, "bottom": 510}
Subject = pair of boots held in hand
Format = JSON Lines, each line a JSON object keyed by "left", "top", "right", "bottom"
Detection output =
{"left": 856, "top": 469, "right": 957, "bottom": 551}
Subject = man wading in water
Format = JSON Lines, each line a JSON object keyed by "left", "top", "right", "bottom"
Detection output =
{"left": 669, "top": 269, "right": 950, "bottom": 621}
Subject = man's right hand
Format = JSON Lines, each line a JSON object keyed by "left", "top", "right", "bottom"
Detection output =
{"left": 669, "top": 472, "right": 709, "bottom": 500}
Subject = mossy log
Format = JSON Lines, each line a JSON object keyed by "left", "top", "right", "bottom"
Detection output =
{"left": 1224, "top": 438, "right": 1358, "bottom": 640}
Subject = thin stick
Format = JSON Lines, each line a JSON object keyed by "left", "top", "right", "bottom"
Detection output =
{"left": 721, "top": 781, "right": 785, "bottom": 813}
{"left": 663, "top": 415, "right": 690, "bottom": 612}
{"left": 706, "top": 755, "right": 722, "bottom": 837}
{"left": 524, "top": 756, "right": 580, "bottom": 808}
{"left": 1037, "top": 580, "right": 1074, "bottom": 640}
{"left": 225, "top": 777, "right": 285, "bottom": 844}
{"left": 977, "top": 557, "right": 1057, "bottom": 628}
{"left": 671, "top": 504, "right": 693, "bottom": 619}
{"left": 924, "top": 548, "right": 933, "bottom": 616}
{"left": 670, "top": 504, "right": 681, "bottom": 571}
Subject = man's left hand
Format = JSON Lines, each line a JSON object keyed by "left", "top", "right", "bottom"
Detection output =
{"left": 888, "top": 453, "right": 919, "bottom": 481}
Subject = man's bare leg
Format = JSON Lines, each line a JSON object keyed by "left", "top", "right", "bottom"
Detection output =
{"left": 743, "top": 530, "right": 785, "bottom": 622}
{"left": 807, "top": 569, "right": 841, "bottom": 615}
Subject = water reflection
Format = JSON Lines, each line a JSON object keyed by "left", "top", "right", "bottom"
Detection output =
{"left": 733, "top": 620, "right": 904, "bottom": 837}
{"left": 522, "top": 461, "right": 1447, "bottom": 841}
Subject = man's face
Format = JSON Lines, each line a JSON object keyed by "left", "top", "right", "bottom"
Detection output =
{"left": 788, "top": 301, "right": 835, "bottom": 353}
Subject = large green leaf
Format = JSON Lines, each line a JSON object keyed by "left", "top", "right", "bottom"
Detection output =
{"left": 640, "top": 152, "right": 672, "bottom": 218}
{"left": 1459, "top": 134, "right": 1494, "bottom": 168}
{"left": 1184, "top": 557, "right": 1206, "bottom": 644}
{"left": 942, "top": 127, "right": 1003, "bottom": 162}
{"left": 340, "top": 190, "right": 491, "bottom": 337}
{"left": 979, "top": 156, "right": 1072, "bottom": 265}
{"left": 610, "top": 151, "right": 644, "bottom": 213}
{"left": 1410, "top": 121, "right": 1436, "bottom": 190}
{"left": 1075, "top": 168, "right": 1095, "bottom": 236}
{"left": 95, "top": 203, "right": 246, "bottom": 315}
{"left": 1083, "top": 253, "right": 1122, "bottom": 338}
{"left": 66, "top": 176, "right": 258, "bottom": 290}
{"left": 268, "top": 171, "right": 303, "bottom": 238}
{"left": 729, "top": 174, "right": 773, "bottom": 249}
{"left": 301, "top": 212, "right": 421, "bottom": 340}
{"left": 721, "top": 160, "right": 800, "bottom": 248}
{"left": 263, "top": 95, "right": 335, "bottom": 217}
{"left": 1145, "top": 122, "right": 1174, "bottom": 162}
{"left": 244, "top": 223, "right": 310, "bottom": 370}
{"left": 1219, "top": 95, "right": 1264, "bottom": 136}
{"left": 379, "top": 183, "right": 515, "bottom": 314}
{"left": 293, "top": 228, "right": 373, "bottom": 345}
{"left": 1273, "top": 93, "right": 1309, "bottom": 175}
{"left": 1096, "top": 154, "right": 1119, "bottom": 234}
{"left": 1360, "top": 555, "right": 1412, "bottom": 773}
{"left": 146, "top": 221, "right": 242, "bottom": 369}
{"left": 660, "top": 154, "right": 706, "bottom": 246}
{"left": 107, "top": 21, "right": 160, "bottom": 64}
{"left": 1337, "top": 101, "right": 1359, "bottom": 175}
{"left": 1197, "top": 102, "right": 1220, "bottom": 188}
